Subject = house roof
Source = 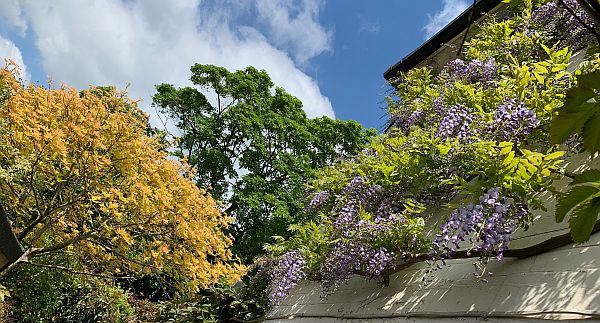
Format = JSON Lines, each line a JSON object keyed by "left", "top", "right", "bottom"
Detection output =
{"left": 383, "top": 0, "right": 502, "bottom": 81}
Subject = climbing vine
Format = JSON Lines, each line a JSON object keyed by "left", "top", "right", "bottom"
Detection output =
{"left": 256, "top": 0, "right": 600, "bottom": 310}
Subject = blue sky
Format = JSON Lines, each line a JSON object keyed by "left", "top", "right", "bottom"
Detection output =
{"left": 0, "top": 0, "right": 469, "bottom": 131}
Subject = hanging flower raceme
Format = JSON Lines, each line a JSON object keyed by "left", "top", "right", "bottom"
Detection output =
{"left": 486, "top": 99, "right": 540, "bottom": 142}
{"left": 316, "top": 176, "right": 404, "bottom": 294}
{"left": 267, "top": 250, "right": 307, "bottom": 305}
{"left": 306, "top": 190, "right": 330, "bottom": 210}
{"left": 443, "top": 57, "right": 497, "bottom": 85}
{"left": 435, "top": 104, "right": 475, "bottom": 141}
{"left": 432, "top": 188, "right": 528, "bottom": 276}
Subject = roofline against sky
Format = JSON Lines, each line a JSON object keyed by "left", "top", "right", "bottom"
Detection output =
{"left": 383, "top": 0, "right": 502, "bottom": 81}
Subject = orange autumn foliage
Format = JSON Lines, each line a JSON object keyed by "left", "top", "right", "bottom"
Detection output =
{"left": 0, "top": 65, "right": 244, "bottom": 294}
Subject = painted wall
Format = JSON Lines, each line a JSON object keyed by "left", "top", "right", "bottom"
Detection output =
{"left": 265, "top": 154, "right": 600, "bottom": 322}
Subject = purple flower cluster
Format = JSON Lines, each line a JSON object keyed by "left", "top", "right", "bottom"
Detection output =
{"left": 333, "top": 200, "right": 360, "bottom": 238}
{"left": 306, "top": 190, "right": 330, "bottom": 210}
{"left": 391, "top": 108, "right": 425, "bottom": 135}
{"left": 443, "top": 58, "right": 497, "bottom": 84}
{"left": 342, "top": 175, "right": 368, "bottom": 195}
{"left": 320, "top": 241, "right": 363, "bottom": 293}
{"left": 486, "top": 99, "right": 539, "bottom": 142}
{"left": 376, "top": 197, "right": 404, "bottom": 218}
{"left": 267, "top": 250, "right": 307, "bottom": 305}
{"left": 317, "top": 176, "right": 403, "bottom": 294}
{"left": 338, "top": 175, "right": 383, "bottom": 213}
{"left": 320, "top": 240, "right": 392, "bottom": 294}
{"left": 432, "top": 97, "right": 446, "bottom": 116}
{"left": 432, "top": 188, "right": 528, "bottom": 273}
{"left": 435, "top": 104, "right": 475, "bottom": 141}
{"left": 365, "top": 247, "right": 393, "bottom": 277}
{"left": 529, "top": 0, "right": 596, "bottom": 51}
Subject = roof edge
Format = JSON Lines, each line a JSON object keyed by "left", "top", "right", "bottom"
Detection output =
{"left": 383, "top": 0, "right": 502, "bottom": 81}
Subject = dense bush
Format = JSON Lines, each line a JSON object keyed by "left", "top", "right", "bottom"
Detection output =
{"left": 3, "top": 262, "right": 135, "bottom": 323}
{"left": 157, "top": 277, "right": 268, "bottom": 322}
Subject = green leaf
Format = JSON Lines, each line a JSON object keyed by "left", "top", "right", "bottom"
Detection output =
{"left": 569, "top": 197, "right": 600, "bottom": 243}
{"left": 571, "top": 169, "right": 600, "bottom": 185}
{"left": 499, "top": 142, "right": 513, "bottom": 155}
{"left": 556, "top": 185, "right": 599, "bottom": 222}
{"left": 437, "top": 143, "right": 451, "bottom": 155}
{"left": 583, "top": 111, "right": 600, "bottom": 153}
{"left": 544, "top": 151, "right": 565, "bottom": 161}
{"left": 541, "top": 43, "right": 551, "bottom": 56}
{"left": 380, "top": 164, "right": 395, "bottom": 179}
{"left": 502, "top": 151, "right": 515, "bottom": 168}
{"left": 550, "top": 102, "right": 599, "bottom": 145}
{"left": 577, "top": 71, "right": 600, "bottom": 90}
{"left": 565, "top": 87, "right": 596, "bottom": 109}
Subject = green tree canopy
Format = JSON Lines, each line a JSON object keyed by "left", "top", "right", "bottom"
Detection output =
{"left": 153, "top": 64, "right": 375, "bottom": 261}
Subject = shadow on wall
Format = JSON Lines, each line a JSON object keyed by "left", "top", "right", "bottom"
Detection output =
{"left": 268, "top": 236, "right": 600, "bottom": 321}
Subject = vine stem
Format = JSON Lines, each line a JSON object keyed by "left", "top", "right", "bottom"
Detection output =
{"left": 559, "top": 0, "right": 600, "bottom": 45}
{"left": 380, "top": 217, "right": 600, "bottom": 281}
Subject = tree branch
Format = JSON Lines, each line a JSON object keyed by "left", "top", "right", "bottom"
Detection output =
{"left": 0, "top": 248, "right": 37, "bottom": 281}
{"left": 30, "top": 233, "right": 94, "bottom": 257}
{"left": 92, "top": 237, "right": 159, "bottom": 271}
{"left": 576, "top": 0, "right": 600, "bottom": 28}
{"left": 224, "top": 200, "right": 238, "bottom": 215}
{"left": 21, "top": 261, "right": 134, "bottom": 280}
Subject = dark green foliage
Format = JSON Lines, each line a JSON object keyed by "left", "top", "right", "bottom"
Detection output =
{"left": 157, "top": 276, "right": 268, "bottom": 322}
{"left": 3, "top": 262, "right": 133, "bottom": 323}
{"left": 550, "top": 71, "right": 600, "bottom": 242}
{"left": 551, "top": 72, "right": 600, "bottom": 152}
{"left": 554, "top": 172, "right": 600, "bottom": 242}
{"left": 153, "top": 64, "right": 375, "bottom": 262}
{"left": 568, "top": 197, "right": 600, "bottom": 243}
{"left": 556, "top": 184, "right": 599, "bottom": 222}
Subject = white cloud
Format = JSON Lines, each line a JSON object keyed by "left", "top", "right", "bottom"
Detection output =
{"left": 0, "top": 0, "right": 27, "bottom": 36}
{"left": 254, "top": 0, "right": 332, "bottom": 64}
{"left": 0, "top": 35, "right": 28, "bottom": 81}
{"left": 424, "top": 0, "right": 469, "bottom": 39}
{"left": 3, "top": 0, "right": 334, "bottom": 127}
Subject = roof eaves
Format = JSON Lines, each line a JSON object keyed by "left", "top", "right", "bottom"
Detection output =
{"left": 383, "top": 0, "right": 502, "bottom": 81}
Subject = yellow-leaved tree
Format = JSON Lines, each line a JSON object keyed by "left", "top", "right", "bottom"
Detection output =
{"left": 0, "top": 65, "right": 243, "bottom": 295}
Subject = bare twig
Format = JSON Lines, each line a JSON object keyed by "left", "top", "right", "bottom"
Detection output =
{"left": 30, "top": 233, "right": 94, "bottom": 257}
{"left": 457, "top": 0, "right": 477, "bottom": 56}
{"left": 22, "top": 261, "right": 134, "bottom": 280}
